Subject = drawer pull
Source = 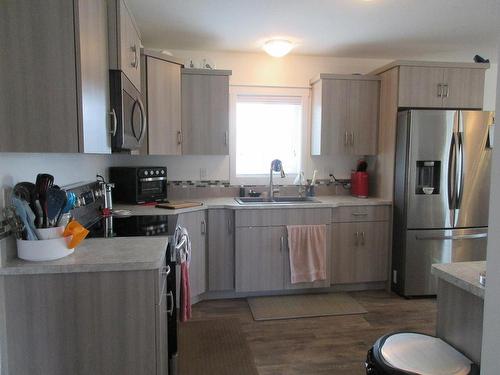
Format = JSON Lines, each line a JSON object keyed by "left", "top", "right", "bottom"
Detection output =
{"left": 360, "top": 231, "right": 365, "bottom": 246}
{"left": 354, "top": 231, "right": 359, "bottom": 246}
{"left": 352, "top": 213, "right": 368, "bottom": 217}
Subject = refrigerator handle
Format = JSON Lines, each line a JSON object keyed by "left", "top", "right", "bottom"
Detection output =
{"left": 447, "top": 132, "right": 457, "bottom": 210}
{"left": 456, "top": 132, "right": 465, "bottom": 209}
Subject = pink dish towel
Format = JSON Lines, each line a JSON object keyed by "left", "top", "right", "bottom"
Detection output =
{"left": 180, "top": 262, "right": 192, "bottom": 322}
{"left": 287, "top": 225, "right": 327, "bottom": 284}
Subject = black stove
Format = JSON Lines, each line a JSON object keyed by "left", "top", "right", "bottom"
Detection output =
{"left": 86, "top": 214, "right": 178, "bottom": 238}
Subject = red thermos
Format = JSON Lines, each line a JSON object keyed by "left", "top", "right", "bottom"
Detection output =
{"left": 351, "top": 171, "right": 369, "bottom": 198}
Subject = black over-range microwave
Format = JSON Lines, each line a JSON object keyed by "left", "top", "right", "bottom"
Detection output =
{"left": 109, "top": 71, "right": 146, "bottom": 151}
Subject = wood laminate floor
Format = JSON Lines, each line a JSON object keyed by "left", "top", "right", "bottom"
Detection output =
{"left": 189, "top": 291, "right": 437, "bottom": 375}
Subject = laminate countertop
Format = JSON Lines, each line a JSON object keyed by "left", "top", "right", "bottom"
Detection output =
{"left": 431, "top": 261, "right": 486, "bottom": 299}
{"left": 115, "top": 195, "right": 392, "bottom": 216}
{"left": 0, "top": 237, "right": 168, "bottom": 276}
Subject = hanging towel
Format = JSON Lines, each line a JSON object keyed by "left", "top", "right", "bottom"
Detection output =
{"left": 287, "top": 225, "right": 327, "bottom": 284}
{"left": 174, "top": 226, "right": 192, "bottom": 322}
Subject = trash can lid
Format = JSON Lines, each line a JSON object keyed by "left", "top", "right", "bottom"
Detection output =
{"left": 380, "top": 333, "right": 472, "bottom": 375}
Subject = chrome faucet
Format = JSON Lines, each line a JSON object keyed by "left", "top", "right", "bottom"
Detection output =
{"left": 269, "top": 159, "right": 286, "bottom": 200}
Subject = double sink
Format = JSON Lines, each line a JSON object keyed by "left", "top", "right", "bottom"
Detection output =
{"left": 234, "top": 196, "right": 321, "bottom": 205}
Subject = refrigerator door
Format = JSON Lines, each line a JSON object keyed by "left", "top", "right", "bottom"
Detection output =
{"left": 405, "top": 110, "right": 457, "bottom": 229}
{"left": 404, "top": 228, "right": 487, "bottom": 296}
{"left": 454, "top": 111, "right": 494, "bottom": 228}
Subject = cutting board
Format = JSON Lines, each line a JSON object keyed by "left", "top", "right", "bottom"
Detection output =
{"left": 156, "top": 201, "right": 203, "bottom": 210}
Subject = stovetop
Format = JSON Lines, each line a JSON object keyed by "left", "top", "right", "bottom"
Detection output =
{"left": 86, "top": 215, "right": 178, "bottom": 238}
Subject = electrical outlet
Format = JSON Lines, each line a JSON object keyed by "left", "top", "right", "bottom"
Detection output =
{"left": 199, "top": 168, "right": 207, "bottom": 180}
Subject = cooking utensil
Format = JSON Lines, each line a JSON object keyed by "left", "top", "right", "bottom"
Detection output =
{"left": 35, "top": 174, "right": 54, "bottom": 227}
{"left": 34, "top": 199, "right": 44, "bottom": 228}
{"left": 356, "top": 160, "right": 368, "bottom": 172}
{"left": 11, "top": 197, "right": 38, "bottom": 240}
{"left": 13, "top": 182, "right": 35, "bottom": 204}
{"left": 2, "top": 207, "right": 24, "bottom": 239}
{"left": 46, "top": 188, "right": 67, "bottom": 227}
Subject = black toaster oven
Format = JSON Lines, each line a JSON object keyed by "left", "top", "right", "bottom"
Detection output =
{"left": 109, "top": 167, "right": 167, "bottom": 204}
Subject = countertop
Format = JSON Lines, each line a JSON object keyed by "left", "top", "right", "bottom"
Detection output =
{"left": 0, "top": 237, "right": 168, "bottom": 276}
{"left": 431, "top": 261, "right": 486, "bottom": 299}
{"left": 115, "top": 195, "right": 392, "bottom": 216}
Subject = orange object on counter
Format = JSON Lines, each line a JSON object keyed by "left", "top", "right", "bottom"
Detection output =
{"left": 63, "top": 220, "right": 89, "bottom": 249}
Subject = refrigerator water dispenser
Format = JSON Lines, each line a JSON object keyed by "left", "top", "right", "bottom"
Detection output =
{"left": 415, "top": 161, "right": 440, "bottom": 194}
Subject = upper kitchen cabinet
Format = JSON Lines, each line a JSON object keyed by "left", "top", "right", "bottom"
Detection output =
{"left": 141, "top": 50, "right": 183, "bottom": 155}
{"left": 398, "top": 64, "right": 486, "bottom": 109}
{"left": 181, "top": 69, "right": 231, "bottom": 155}
{"left": 310, "top": 74, "right": 380, "bottom": 156}
{"left": 107, "top": 0, "right": 142, "bottom": 92}
{"left": 0, "top": 0, "right": 111, "bottom": 154}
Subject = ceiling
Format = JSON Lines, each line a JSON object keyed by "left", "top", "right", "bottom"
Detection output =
{"left": 127, "top": 0, "right": 500, "bottom": 60}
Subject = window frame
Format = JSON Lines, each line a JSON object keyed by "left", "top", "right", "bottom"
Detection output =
{"left": 229, "top": 85, "right": 310, "bottom": 186}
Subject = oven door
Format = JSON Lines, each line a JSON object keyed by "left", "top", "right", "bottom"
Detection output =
{"left": 110, "top": 71, "right": 147, "bottom": 151}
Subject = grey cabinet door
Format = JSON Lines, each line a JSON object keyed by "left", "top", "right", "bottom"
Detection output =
{"left": 0, "top": 0, "right": 79, "bottom": 152}
{"left": 156, "top": 290, "right": 168, "bottom": 375}
{"left": 398, "top": 66, "right": 445, "bottom": 108}
{"left": 332, "top": 221, "right": 389, "bottom": 284}
{"left": 146, "top": 57, "right": 182, "bottom": 155}
{"left": 311, "top": 79, "right": 350, "bottom": 155}
{"left": 181, "top": 72, "right": 230, "bottom": 155}
{"left": 442, "top": 68, "right": 485, "bottom": 109}
{"left": 235, "top": 226, "right": 285, "bottom": 292}
{"left": 208, "top": 209, "right": 235, "bottom": 291}
{"left": 178, "top": 211, "right": 207, "bottom": 298}
{"left": 78, "top": 0, "right": 111, "bottom": 154}
{"left": 350, "top": 80, "right": 379, "bottom": 156}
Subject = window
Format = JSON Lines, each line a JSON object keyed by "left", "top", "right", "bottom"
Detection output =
{"left": 229, "top": 86, "right": 309, "bottom": 185}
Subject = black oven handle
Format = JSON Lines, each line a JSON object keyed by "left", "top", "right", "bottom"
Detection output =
{"left": 131, "top": 97, "right": 147, "bottom": 143}
{"left": 139, "top": 176, "right": 167, "bottom": 182}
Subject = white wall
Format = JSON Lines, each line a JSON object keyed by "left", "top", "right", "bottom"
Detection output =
{"left": 480, "top": 45, "right": 500, "bottom": 375}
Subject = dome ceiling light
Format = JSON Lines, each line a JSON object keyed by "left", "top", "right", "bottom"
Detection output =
{"left": 262, "top": 39, "right": 295, "bottom": 57}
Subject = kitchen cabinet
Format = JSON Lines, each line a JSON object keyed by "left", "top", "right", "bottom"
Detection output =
{"left": 177, "top": 210, "right": 207, "bottom": 298}
{"left": 235, "top": 208, "right": 331, "bottom": 292}
{"left": 142, "top": 52, "right": 183, "bottom": 155}
{"left": 107, "top": 0, "right": 142, "bottom": 92}
{"left": 398, "top": 66, "right": 485, "bottom": 109}
{"left": 331, "top": 206, "right": 390, "bottom": 284}
{"left": 181, "top": 69, "right": 231, "bottom": 155}
{"left": 310, "top": 74, "right": 380, "bottom": 156}
{"left": 0, "top": 0, "right": 111, "bottom": 153}
{"left": 0, "top": 266, "right": 168, "bottom": 375}
{"left": 208, "top": 209, "right": 235, "bottom": 291}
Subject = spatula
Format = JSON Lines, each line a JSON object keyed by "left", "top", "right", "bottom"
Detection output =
{"left": 46, "top": 188, "right": 67, "bottom": 227}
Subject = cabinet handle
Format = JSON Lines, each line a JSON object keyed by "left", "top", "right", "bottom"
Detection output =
{"left": 224, "top": 131, "right": 228, "bottom": 146}
{"left": 201, "top": 219, "right": 206, "bottom": 235}
{"left": 344, "top": 131, "right": 348, "bottom": 146}
{"left": 350, "top": 132, "right": 354, "bottom": 146}
{"left": 443, "top": 84, "right": 449, "bottom": 98}
{"left": 227, "top": 217, "right": 232, "bottom": 234}
{"left": 354, "top": 232, "right": 359, "bottom": 246}
{"left": 166, "top": 291, "right": 174, "bottom": 316}
{"left": 280, "top": 236, "right": 284, "bottom": 252}
{"left": 131, "top": 44, "right": 138, "bottom": 69}
{"left": 437, "top": 83, "right": 443, "bottom": 98}
{"left": 109, "top": 109, "right": 117, "bottom": 136}
{"left": 177, "top": 131, "right": 182, "bottom": 145}
{"left": 360, "top": 231, "right": 365, "bottom": 246}
{"left": 352, "top": 213, "right": 368, "bottom": 217}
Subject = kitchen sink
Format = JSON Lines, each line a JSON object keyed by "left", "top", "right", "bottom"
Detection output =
{"left": 234, "top": 196, "right": 321, "bottom": 205}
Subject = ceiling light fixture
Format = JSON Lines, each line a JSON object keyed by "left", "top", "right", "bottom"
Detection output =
{"left": 262, "top": 39, "right": 295, "bottom": 57}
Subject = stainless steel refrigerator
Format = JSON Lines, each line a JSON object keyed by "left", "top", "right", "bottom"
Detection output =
{"left": 393, "top": 109, "right": 495, "bottom": 296}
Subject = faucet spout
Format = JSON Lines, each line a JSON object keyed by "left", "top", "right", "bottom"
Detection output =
{"left": 269, "top": 159, "right": 285, "bottom": 200}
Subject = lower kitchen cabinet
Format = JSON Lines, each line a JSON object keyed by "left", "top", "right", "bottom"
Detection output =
{"left": 235, "top": 226, "right": 285, "bottom": 292}
{"left": 0, "top": 267, "right": 167, "bottom": 375}
{"left": 177, "top": 210, "right": 207, "bottom": 298}
{"left": 331, "top": 221, "right": 389, "bottom": 284}
{"left": 208, "top": 209, "right": 235, "bottom": 291}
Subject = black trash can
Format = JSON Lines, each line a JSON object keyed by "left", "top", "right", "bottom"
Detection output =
{"left": 365, "top": 332, "right": 480, "bottom": 375}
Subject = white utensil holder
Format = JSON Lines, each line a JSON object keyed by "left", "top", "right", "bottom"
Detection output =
{"left": 17, "top": 235, "right": 74, "bottom": 262}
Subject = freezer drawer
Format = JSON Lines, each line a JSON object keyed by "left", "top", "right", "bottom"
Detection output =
{"left": 403, "top": 228, "right": 487, "bottom": 296}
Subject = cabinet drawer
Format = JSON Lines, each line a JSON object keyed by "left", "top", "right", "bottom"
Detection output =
{"left": 235, "top": 208, "right": 331, "bottom": 227}
{"left": 332, "top": 205, "right": 390, "bottom": 223}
